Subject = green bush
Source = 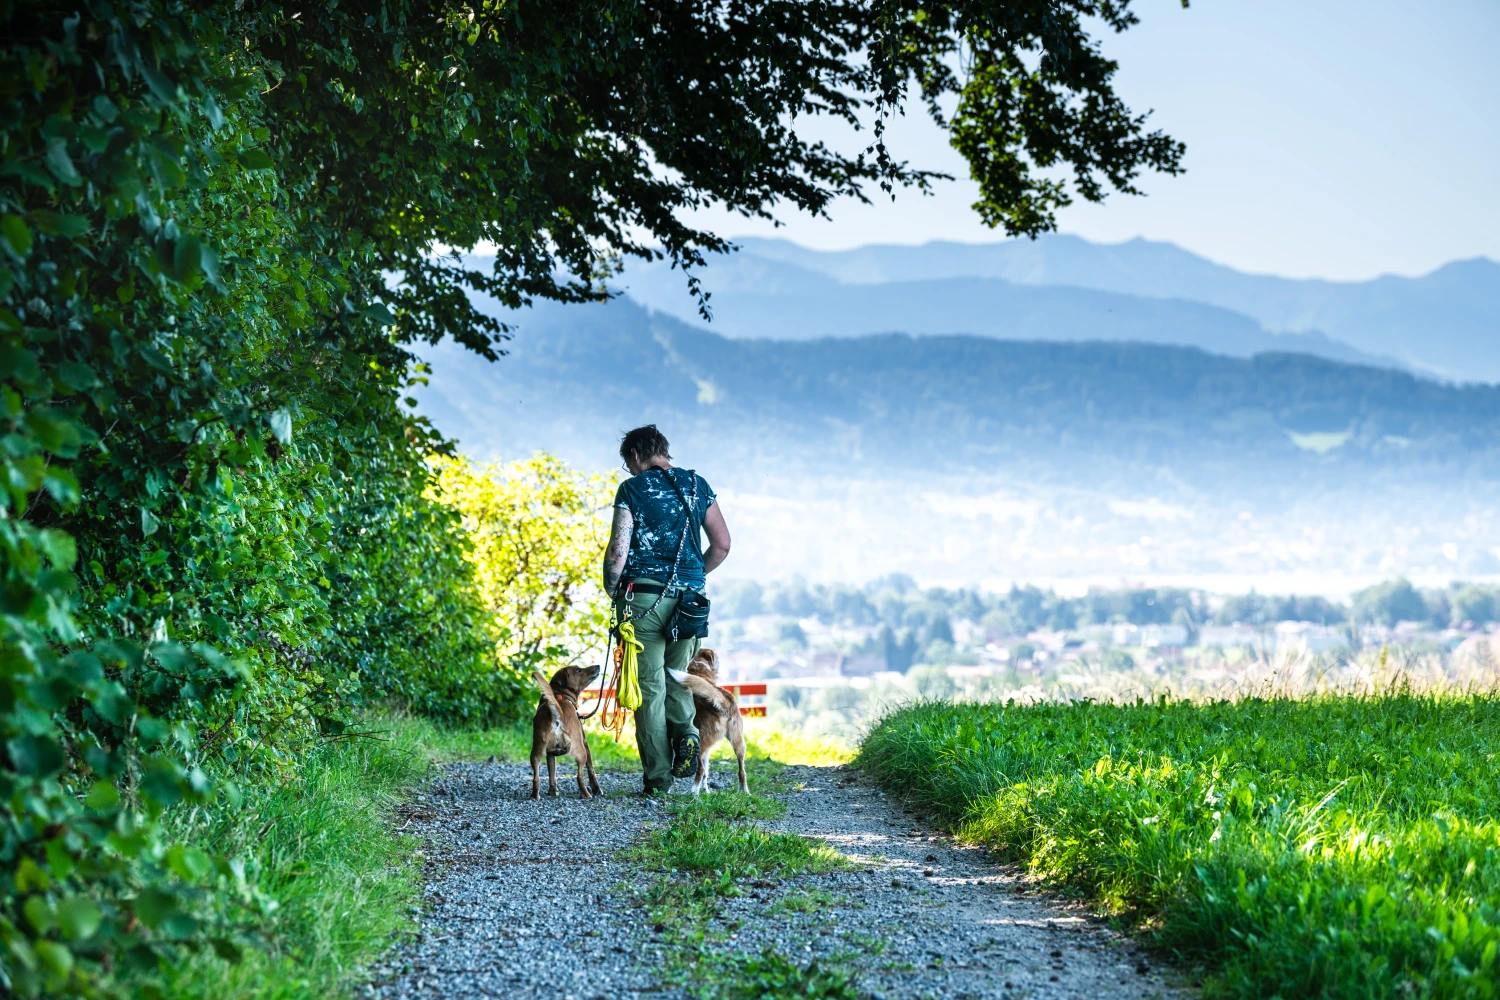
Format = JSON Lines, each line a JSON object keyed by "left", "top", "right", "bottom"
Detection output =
{"left": 0, "top": 1, "right": 1186, "bottom": 994}
{"left": 859, "top": 695, "right": 1500, "bottom": 999}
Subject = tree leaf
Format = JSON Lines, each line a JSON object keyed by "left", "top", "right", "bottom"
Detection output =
{"left": 238, "top": 148, "right": 275, "bottom": 170}
{"left": 141, "top": 507, "right": 161, "bottom": 537}
{"left": 44, "top": 140, "right": 83, "bottom": 185}
{"left": 29, "top": 210, "right": 90, "bottom": 237}
{"left": 6, "top": 734, "right": 64, "bottom": 776}
{"left": 173, "top": 234, "right": 203, "bottom": 282}
{"left": 165, "top": 844, "right": 213, "bottom": 881}
{"left": 34, "top": 940, "right": 74, "bottom": 977}
{"left": 57, "top": 897, "right": 102, "bottom": 940}
{"left": 269, "top": 408, "right": 293, "bottom": 444}
{"left": 85, "top": 780, "right": 121, "bottom": 809}
{"left": 0, "top": 213, "right": 31, "bottom": 259}
{"left": 54, "top": 360, "right": 101, "bottom": 391}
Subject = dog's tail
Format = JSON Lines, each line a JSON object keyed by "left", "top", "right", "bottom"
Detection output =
{"left": 533, "top": 669, "right": 565, "bottom": 718}
{"left": 668, "top": 668, "right": 737, "bottom": 715}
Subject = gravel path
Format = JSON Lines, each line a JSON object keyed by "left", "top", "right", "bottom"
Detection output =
{"left": 367, "top": 759, "right": 1190, "bottom": 1000}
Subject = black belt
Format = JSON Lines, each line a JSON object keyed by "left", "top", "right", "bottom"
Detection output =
{"left": 624, "top": 581, "right": 666, "bottom": 595}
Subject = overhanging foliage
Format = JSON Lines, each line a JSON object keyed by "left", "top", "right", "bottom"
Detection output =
{"left": 0, "top": 1, "right": 1180, "bottom": 994}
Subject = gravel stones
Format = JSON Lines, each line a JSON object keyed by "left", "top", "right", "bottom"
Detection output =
{"left": 367, "top": 761, "right": 656, "bottom": 1000}
{"left": 369, "top": 759, "right": 1189, "bottom": 1000}
{"left": 742, "top": 764, "right": 1189, "bottom": 999}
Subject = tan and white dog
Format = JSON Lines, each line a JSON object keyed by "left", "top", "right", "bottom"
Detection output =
{"left": 668, "top": 648, "right": 748, "bottom": 794}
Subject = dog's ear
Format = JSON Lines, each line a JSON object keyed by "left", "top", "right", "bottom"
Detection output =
{"left": 690, "top": 648, "right": 718, "bottom": 680}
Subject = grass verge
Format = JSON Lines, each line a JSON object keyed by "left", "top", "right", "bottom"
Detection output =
{"left": 145, "top": 712, "right": 628, "bottom": 998}
{"left": 146, "top": 710, "right": 853, "bottom": 998}
{"left": 152, "top": 729, "right": 430, "bottom": 998}
{"left": 858, "top": 693, "right": 1500, "bottom": 1000}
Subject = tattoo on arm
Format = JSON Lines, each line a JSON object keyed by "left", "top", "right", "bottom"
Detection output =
{"left": 602, "top": 506, "right": 633, "bottom": 596}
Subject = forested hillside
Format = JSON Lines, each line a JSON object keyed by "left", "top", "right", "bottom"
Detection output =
{"left": 417, "top": 295, "right": 1500, "bottom": 486}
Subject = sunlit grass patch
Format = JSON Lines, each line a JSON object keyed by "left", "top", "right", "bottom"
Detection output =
{"left": 745, "top": 725, "right": 855, "bottom": 767}
{"left": 388, "top": 712, "right": 640, "bottom": 769}
{"left": 669, "top": 790, "right": 788, "bottom": 822}
{"left": 632, "top": 815, "right": 847, "bottom": 878}
{"left": 700, "top": 948, "right": 862, "bottom": 1000}
{"left": 859, "top": 693, "right": 1500, "bottom": 1000}
{"left": 151, "top": 729, "right": 430, "bottom": 999}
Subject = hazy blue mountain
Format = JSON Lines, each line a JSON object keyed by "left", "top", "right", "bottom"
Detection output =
{"left": 717, "top": 236, "right": 1500, "bottom": 381}
{"left": 617, "top": 252, "right": 1399, "bottom": 371}
{"left": 416, "top": 295, "right": 1500, "bottom": 491}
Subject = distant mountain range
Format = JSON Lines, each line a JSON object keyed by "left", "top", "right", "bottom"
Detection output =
{"left": 413, "top": 271, "right": 1500, "bottom": 586}
{"left": 417, "top": 294, "right": 1500, "bottom": 493}
{"left": 616, "top": 235, "right": 1499, "bottom": 382}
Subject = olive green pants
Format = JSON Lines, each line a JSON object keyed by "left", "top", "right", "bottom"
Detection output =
{"left": 621, "top": 583, "right": 700, "bottom": 793}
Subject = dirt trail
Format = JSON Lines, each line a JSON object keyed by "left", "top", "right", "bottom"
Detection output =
{"left": 369, "top": 760, "right": 1188, "bottom": 1000}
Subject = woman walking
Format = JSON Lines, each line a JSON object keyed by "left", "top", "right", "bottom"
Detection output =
{"left": 602, "top": 425, "right": 732, "bottom": 794}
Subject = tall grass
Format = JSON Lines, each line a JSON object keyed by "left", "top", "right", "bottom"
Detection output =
{"left": 154, "top": 731, "right": 430, "bottom": 998}
{"left": 858, "top": 691, "right": 1500, "bottom": 999}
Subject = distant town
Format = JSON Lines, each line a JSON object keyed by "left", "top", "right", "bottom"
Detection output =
{"left": 707, "top": 577, "right": 1500, "bottom": 739}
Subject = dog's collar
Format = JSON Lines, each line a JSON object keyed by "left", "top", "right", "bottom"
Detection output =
{"left": 555, "top": 691, "right": 579, "bottom": 706}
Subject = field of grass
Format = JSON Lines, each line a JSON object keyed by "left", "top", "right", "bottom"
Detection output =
{"left": 858, "top": 693, "right": 1500, "bottom": 1000}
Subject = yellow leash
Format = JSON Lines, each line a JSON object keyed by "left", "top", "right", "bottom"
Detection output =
{"left": 602, "top": 606, "right": 645, "bottom": 742}
{"left": 615, "top": 620, "right": 643, "bottom": 711}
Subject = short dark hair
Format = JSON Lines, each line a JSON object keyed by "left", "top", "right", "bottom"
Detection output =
{"left": 620, "top": 425, "right": 671, "bottom": 465}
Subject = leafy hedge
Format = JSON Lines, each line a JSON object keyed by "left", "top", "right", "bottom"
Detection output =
{"left": 0, "top": 1, "right": 1180, "bottom": 995}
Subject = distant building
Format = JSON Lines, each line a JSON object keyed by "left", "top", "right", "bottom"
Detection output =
{"left": 1199, "top": 624, "right": 1266, "bottom": 649}
{"left": 1140, "top": 624, "right": 1188, "bottom": 648}
{"left": 809, "top": 651, "right": 844, "bottom": 677}
{"left": 1275, "top": 622, "right": 1346, "bottom": 654}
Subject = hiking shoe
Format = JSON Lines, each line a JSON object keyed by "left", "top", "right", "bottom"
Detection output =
{"left": 670, "top": 732, "right": 701, "bottom": 779}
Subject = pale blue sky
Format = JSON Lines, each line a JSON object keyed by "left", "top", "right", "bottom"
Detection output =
{"left": 682, "top": 0, "right": 1500, "bottom": 281}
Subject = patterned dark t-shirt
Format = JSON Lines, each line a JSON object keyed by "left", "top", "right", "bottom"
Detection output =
{"left": 614, "top": 467, "right": 716, "bottom": 590}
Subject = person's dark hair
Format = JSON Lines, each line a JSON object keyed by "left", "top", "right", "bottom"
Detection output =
{"left": 620, "top": 425, "right": 671, "bottom": 466}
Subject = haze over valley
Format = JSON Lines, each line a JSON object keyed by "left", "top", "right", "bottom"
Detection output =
{"left": 414, "top": 236, "right": 1500, "bottom": 597}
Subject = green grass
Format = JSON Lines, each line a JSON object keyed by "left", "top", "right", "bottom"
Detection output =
{"left": 771, "top": 888, "right": 854, "bottom": 915}
{"left": 697, "top": 948, "right": 862, "bottom": 1000}
{"left": 153, "top": 730, "right": 430, "bottom": 999}
{"left": 630, "top": 814, "right": 845, "bottom": 878}
{"left": 621, "top": 754, "right": 860, "bottom": 1000}
{"left": 858, "top": 693, "right": 1500, "bottom": 999}
{"left": 131, "top": 708, "right": 851, "bottom": 999}
{"left": 669, "top": 790, "right": 789, "bottom": 822}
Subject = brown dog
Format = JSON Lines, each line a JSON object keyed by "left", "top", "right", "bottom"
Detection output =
{"left": 667, "top": 648, "right": 748, "bottom": 794}
{"left": 530, "top": 665, "right": 603, "bottom": 799}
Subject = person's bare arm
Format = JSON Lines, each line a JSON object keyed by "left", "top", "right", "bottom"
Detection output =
{"left": 603, "top": 506, "right": 632, "bottom": 596}
{"left": 702, "top": 501, "right": 731, "bottom": 575}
